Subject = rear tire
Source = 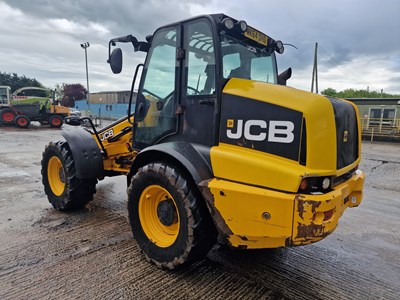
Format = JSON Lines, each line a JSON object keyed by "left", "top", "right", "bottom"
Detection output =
{"left": 49, "top": 115, "right": 63, "bottom": 128}
{"left": 1, "top": 108, "right": 16, "bottom": 125}
{"left": 14, "top": 115, "right": 31, "bottom": 128}
{"left": 41, "top": 140, "right": 97, "bottom": 210}
{"left": 127, "top": 162, "right": 217, "bottom": 269}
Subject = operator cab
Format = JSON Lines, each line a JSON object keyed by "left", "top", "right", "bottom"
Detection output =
{"left": 0, "top": 86, "right": 11, "bottom": 107}
{"left": 108, "top": 14, "right": 289, "bottom": 150}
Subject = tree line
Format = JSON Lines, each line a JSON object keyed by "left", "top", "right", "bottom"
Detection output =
{"left": 3, "top": 72, "right": 398, "bottom": 107}
{"left": 321, "top": 87, "right": 400, "bottom": 98}
{"left": 0, "top": 72, "right": 86, "bottom": 107}
{"left": 0, "top": 72, "right": 47, "bottom": 97}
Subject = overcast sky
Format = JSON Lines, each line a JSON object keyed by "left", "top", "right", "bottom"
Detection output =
{"left": 1, "top": 0, "right": 399, "bottom": 94}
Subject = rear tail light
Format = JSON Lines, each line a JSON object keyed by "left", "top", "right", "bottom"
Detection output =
{"left": 300, "top": 178, "right": 308, "bottom": 190}
{"left": 299, "top": 177, "right": 331, "bottom": 194}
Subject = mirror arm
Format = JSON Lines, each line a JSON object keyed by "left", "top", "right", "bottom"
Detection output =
{"left": 108, "top": 35, "right": 139, "bottom": 60}
{"left": 136, "top": 42, "right": 149, "bottom": 53}
{"left": 128, "top": 64, "right": 144, "bottom": 124}
{"left": 107, "top": 40, "right": 113, "bottom": 61}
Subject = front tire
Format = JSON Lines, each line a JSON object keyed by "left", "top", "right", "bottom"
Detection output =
{"left": 41, "top": 140, "right": 97, "bottom": 210}
{"left": 127, "top": 162, "right": 217, "bottom": 269}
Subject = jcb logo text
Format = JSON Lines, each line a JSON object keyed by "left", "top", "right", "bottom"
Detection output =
{"left": 100, "top": 129, "right": 114, "bottom": 141}
{"left": 226, "top": 119, "right": 295, "bottom": 143}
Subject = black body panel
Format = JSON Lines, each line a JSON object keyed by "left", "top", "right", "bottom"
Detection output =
{"left": 61, "top": 129, "right": 104, "bottom": 179}
{"left": 129, "top": 141, "right": 213, "bottom": 186}
{"left": 327, "top": 97, "right": 359, "bottom": 169}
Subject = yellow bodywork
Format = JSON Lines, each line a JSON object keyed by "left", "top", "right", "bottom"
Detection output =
{"left": 95, "top": 116, "right": 137, "bottom": 174}
{"left": 50, "top": 104, "right": 71, "bottom": 115}
{"left": 207, "top": 79, "right": 365, "bottom": 248}
{"left": 87, "top": 79, "right": 365, "bottom": 249}
{"left": 207, "top": 170, "right": 364, "bottom": 248}
{"left": 88, "top": 99, "right": 160, "bottom": 175}
{"left": 212, "top": 79, "right": 361, "bottom": 187}
{"left": 96, "top": 96, "right": 163, "bottom": 174}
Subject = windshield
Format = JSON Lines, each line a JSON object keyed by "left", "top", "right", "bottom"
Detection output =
{"left": 220, "top": 33, "right": 277, "bottom": 84}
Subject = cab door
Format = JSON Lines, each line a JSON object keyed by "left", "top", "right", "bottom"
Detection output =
{"left": 181, "top": 18, "right": 217, "bottom": 146}
{"left": 133, "top": 26, "right": 181, "bottom": 149}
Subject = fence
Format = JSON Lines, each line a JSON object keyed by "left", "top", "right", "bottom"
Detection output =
{"left": 360, "top": 117, "right": 400, "bottom": 142}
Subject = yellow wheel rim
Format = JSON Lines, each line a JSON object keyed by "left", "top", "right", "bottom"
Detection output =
{"left": 47, "top": 156, "right": 65, "bottom": 196}
{"left": 139, "top": 185, "right": 180, "bottom": 248}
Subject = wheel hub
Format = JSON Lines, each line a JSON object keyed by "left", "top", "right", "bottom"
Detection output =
{"left": 47, "top": 156, "right": 65, "bottom": 196}
{"left": 157, "top": 198, "right": 176, "bottom": 226}
{"left": 3, "top": 112, "right": 14, "bottom": 122}
{"left": 139, "top": 185, "right": 180, "bottom": 248}
{"left": 58, "top": 168, "right": 65, "bottom": 183}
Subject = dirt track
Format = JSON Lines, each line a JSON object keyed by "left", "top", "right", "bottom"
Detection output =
{"left": 0, "top": 124, "right": 399, "bottom": 299}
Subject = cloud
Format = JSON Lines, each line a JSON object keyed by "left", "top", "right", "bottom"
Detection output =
{"left": 1, "top": 0, "right": 399, "bottom": 94}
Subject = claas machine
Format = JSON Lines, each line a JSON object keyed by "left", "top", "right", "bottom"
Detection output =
{"left": 0, "top": 86, "right": 69, "bottom": 128}
{"left": 41, "top": 14, "right": 365, "bottom": 269}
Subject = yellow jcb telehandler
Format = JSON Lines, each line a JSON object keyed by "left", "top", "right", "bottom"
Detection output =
{"left": 41, "top": 14, "right": 365, "bottom": 269}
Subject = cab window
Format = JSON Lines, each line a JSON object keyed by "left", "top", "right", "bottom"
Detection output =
{"left": 221, "top": 33, "right": 277, "bottom": 83}
{"left": 135, "top": 26, "right": 179, "bottom": 146}
{"left": 185, "top": 20, "right": 216, "bottom": 95}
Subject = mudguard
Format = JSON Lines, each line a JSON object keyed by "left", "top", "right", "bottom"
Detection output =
{"left": 129, "top": 141, "right": 213, "bottom": 187}
{"left": 61, "top": 129, "right": 104, "bottom": 179}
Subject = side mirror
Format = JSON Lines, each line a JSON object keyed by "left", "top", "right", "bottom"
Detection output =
{"left": 107, "top": 48, "right": 123, "bottom": 74}
{"left": 278, "top": 68, "right": 292, "bottom": 86}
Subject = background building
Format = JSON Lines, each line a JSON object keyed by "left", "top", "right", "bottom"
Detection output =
{"left": 88, "top": 90, "right": 133, "bottom": 104}
{"left": 75, "top": 91, "right": 137, "bottom": 120}
{"left": 346, "top": 98, "right": 400, "bottom": 141}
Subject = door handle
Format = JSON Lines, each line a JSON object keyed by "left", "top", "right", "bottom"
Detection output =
{"left": 198, "top": 99, "right": 214, "bottom": 105}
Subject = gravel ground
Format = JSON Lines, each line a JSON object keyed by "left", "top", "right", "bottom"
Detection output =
{"left": 0, "top": 124, "right": 399, "bottom": 299}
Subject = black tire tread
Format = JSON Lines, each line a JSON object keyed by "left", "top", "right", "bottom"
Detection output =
{"left": 0, "top": 108, "right": 16, "bottom": 125}
{"left": 49, "top": 115, "right": 63, "bottom": 128}
{"left": 14, "top": 115, "right": 31, "bottom": 128}
{"left": 127, "top": 162, "right": 217, "bottom": 269}
{"left": 41, "top": 140, "right": 97, "bottom": 210}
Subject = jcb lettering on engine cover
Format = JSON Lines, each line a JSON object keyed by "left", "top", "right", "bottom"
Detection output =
{"left": 227, "top": 119, "right": 295, "bottom": 143}
{"left": 220, "top": 94, "right": 303, "bottom": 161}
{"left": 100, "top": 129, "right": 114, "bottom": 141}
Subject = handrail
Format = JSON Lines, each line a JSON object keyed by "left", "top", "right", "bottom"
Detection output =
{"left": 360, "top": 117, "right": 400, "bottom": 140}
